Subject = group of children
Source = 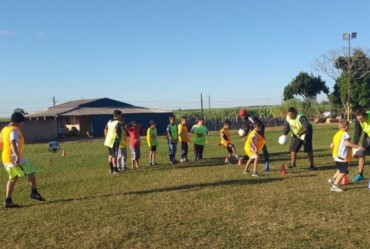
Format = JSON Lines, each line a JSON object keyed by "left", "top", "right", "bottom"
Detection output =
{"left": 103, "top": 109, "right": 268, "bottom": 178}
{"left": 103, "top": 109, "right": 369, "bottom": 193}
{"left": 103, "top": 112, "right": 210, "bottom": 173}
{"left": 146, "top": 115, "right": 209, "bottom": 165}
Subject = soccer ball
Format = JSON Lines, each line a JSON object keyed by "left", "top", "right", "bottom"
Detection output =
{"left": 48, "top": 141, "right": 60, "bottom": 153}
{"left": 278, "top": 135, "right": 288, "bottom": 145}
{"left": 238, "top": 129, "right": 246, "bottom": 137}
{"left": 353, "top": 148, "right": 366, "bottom": 158}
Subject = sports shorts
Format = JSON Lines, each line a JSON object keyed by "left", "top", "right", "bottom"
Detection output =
{"left": 226, "top": 143, "right": 234, "bottom": 154}
{"left": 107, "top": 140, "right": 119, "bottom": 157}
{"left": 130, "top": 146, "right": 141, "bottom": 160}
{"left": 290, "top": 133, "right": 313, "bottom": 153}
{"left": 3, "top": 158, "right": 36, "bottom": 179}
{"left": 335, "top": 161, "right": 348, "bottom": 174}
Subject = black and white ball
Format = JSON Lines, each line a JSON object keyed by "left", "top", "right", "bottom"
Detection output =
{"left": 48, "top": 141, "right": 60, "bottom": 153}
{"left": 238, "top": 129, "right": 246, "bottom": 137}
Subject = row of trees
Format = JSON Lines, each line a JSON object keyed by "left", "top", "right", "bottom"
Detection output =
{"left": 284, "top": 48, "right": 370, "bottom": 115}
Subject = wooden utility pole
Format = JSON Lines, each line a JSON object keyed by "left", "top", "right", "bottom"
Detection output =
{"left": 200, "top": 93, "right": 204, "bottom": 118}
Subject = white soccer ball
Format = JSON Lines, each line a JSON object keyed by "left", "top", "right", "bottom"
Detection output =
{"left": 278, "top": 135, "right": 288, "bottom": 145}
{"left": 48, "top": 141, "right": 60, "bottom": 153}
{"left": 353, "top": 148, "right": 366, "bottom": 158}
{"left": 238, "top": 129, "right": 246, "bottom": 137}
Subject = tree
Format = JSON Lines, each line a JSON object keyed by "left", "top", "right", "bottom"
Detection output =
{"left": 13, "top": 108, "right": 28, "bottom": 115}
{"left": 283, "top": 72, "right": 329, "bottom": 102}
{"left": 313, "top": 48, "right": 370, "bottom": 112}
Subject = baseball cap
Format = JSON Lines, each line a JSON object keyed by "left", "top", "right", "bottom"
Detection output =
{"left": 239, "top": 109, "right": 248, "bottom": 116}
{"left": 11, "top": 112, "right": 25, "bottom": 123}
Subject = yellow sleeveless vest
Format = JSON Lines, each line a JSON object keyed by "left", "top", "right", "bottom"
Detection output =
{"left": 286, "top": 114, "right": 304, "bottom": 136}
{"left": 146, "top": 127, "right": 158, "bottom": 147}
{"left": 1, "top": 125, "right": 24, "bottom": 163}
{"left": 244, "top": 130, "right": 265, "bottom": 157}
{"left": 104, "top": 120, "right": 119, "bottom": 148}
{"left": 332, "top": 130, "right": 352, "bottom": 162}
{"left": 220, "top": 128, "right": 232, "bottom": 147}
{"left": 359, "top": 112, "right": 370, "bottom": 136}
{"left": 178, "top": 124, "right": 190, "bottom": 143}
{"left": 119, "top": 128, "right": 128, "bottom": 148}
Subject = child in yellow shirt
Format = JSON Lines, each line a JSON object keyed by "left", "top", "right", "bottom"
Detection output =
{"left": 244, "top": 122, "right": 265, "bottom": 176}
{"left": 220, "top": 119, "right": 239, "bottom": 164}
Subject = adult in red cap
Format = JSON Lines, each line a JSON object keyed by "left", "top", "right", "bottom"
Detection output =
{"left": 239, "top": 108, "right": 270, "bottom": 169}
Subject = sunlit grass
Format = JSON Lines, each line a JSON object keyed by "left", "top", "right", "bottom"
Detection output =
{"left": 0, "top": 124, "right": 369, "bottom": 249}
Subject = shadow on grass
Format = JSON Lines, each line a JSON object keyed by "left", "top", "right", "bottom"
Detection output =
{"left": 19, "top": 178, "right": 283, "bottom": 208}
{"left": 142, "top": 157, "right": 234, "bottom": 171}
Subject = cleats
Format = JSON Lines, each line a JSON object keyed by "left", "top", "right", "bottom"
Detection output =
{"left": 351, "top": 174, "right": 363, "bottom": 183}
{"left": 30, "top": 192, "right": 46, "bottom": 201}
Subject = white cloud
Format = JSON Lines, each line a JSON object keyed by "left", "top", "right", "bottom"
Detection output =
{"left": 0, "top": 29, "right": 14, "bottom": 35}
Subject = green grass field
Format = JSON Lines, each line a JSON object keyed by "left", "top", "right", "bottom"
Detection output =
{"left": 1, "top": 124, "right": 369, "bottom": 249}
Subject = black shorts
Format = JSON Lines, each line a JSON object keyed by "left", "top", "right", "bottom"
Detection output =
{"left": 289, "top": 133, "right": 313, "bottom": 153}
{"left": 335, "top": 161, "right": 348, "bottom": 174}
{"left": 362, "top": 137, "right": 370, "bottom": 156}
{"left": 150, "top": 146, "right": 157, "bottom": 152}
{"left": 108, "top": 146, "right": 119, "bottom": 157}
{"left": 226, "top": 143, "right": 234, "bottom": 154}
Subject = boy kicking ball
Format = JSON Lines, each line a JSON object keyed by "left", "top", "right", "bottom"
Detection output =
{"left": 1, "top": 112, "right": 45, "bottom": 208}
{"left": 329, "top": 119, "right": 364, "bottom": 192}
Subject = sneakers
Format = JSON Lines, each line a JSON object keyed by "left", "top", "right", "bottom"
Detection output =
{"left": 309, "top": 166, "right": 317, "bottom": 171}
{"left": 251, "top": 172, "right": 261, "bottom": 177}
{"left": 264, "top": 162, "right": 270, "bottom": 171}
{"left": 235, "top": 155, "right": 239, "bottom": 159}
{"left": 30, "top": 192, "right": 46, "bottom": 201}
{"left": 351, "top": 174, "right": 363, "bottom": 183}
{"left": 243, "top": 170, "right": 249, "bottom": 174}
{"left": 287, "top": 163, "right": 296, "bottom": 169}
{"left": 4, "top": 200, "right": 20, "bottom": 208}
{"left": 327, "top": 178, "right": 335, "bottom": 184}
{"left": 330, "top": 184, "right": 343, "bottom": 192}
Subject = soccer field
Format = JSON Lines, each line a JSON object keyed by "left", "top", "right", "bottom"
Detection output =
{"left": 1, "top": 124, "right": 369, "bottom": 249}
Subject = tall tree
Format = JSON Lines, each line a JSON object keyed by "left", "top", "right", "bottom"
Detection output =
{"left": 283, "top": 72, "right": 329, "bottom": 101}
{"left": 313, "top": 48, "right": 370, "bottom": 111}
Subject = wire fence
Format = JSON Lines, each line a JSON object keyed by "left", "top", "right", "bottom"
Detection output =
{"left": 186, "top": 117, "right": 285, "bottom": 132}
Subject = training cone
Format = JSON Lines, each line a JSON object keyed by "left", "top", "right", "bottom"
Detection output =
{"left": 264, "top": 162, "right": 270, "bottom": 172}
{"left": 238, "top": 158, "right": 243, "bottom": 165}
{"left": 62, "top": 149, "right": 67, "bottom": 157}
{"left": 341, "top": 175, "right": 348, "bottom": 185}
{"left": 280, "top": 164, "right": 286, "bottom": 176}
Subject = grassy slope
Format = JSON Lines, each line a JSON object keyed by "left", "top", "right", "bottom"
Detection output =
{"left": 0, "top": 124, "right": 369, "bottom": 249}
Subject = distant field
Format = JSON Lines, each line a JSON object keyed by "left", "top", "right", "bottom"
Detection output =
{"left": 1, "top": 124, "right": 369, "bottom": 249}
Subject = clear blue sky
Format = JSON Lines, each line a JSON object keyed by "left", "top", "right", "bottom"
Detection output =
{"left": 1, "top": 0, "right": 369, "bottom": 117}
